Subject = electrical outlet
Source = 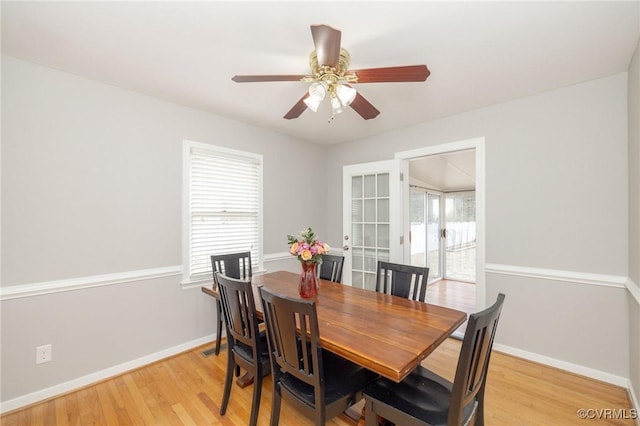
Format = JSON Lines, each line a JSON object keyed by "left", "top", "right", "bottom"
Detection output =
{"left": 36, "top": 344, "right": 52, "bottom": 364}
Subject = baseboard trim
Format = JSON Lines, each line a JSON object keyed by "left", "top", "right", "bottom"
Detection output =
{"left": 0, "top": 334, "right": 216, "bottom": 414}
{"left": 493, "top": 343, "right": 628, "bottom": 388}
{"left": 627, "top": 378, "right": 640, "bottom": 425}
{"left": 485, "top": 263, "right": 627, "bottom": 289}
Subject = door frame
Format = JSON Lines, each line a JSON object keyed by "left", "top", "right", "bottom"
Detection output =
{"left": 396, "top": 137, "right": 486, "bottom": 309}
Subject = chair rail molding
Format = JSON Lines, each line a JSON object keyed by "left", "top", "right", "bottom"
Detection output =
{"left": 263, "top": 251, "right": 292, "bottom": 262}
{"left": 485, "top": 263, "right": 627, "bottom": 289}
{"left": 0, "top": 266, "right": 182, "bottom": 300}
{"left": 627, "top": 278, "right": 640, "bottom": 306}
{"left": 2, "top": 251, "right": 341, "bottom": 298}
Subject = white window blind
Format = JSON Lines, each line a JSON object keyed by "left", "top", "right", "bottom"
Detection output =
{"left": 185, "top": 142, "right": 262, "bottom": 281}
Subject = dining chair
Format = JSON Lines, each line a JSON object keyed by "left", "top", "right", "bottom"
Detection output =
{"left": 209, "top": 251, "right": 252, "bottom": 355}
{"left": 363, "top": 293, "right": 506, "bottom": 426}
{"left": 318, "top": 254, "right": 345, "bottom": 283}
{"left": 259, "top": 286, "right": 379, "bottom": 426}
{"left": 216, "top": 272, "right": 270, "bottom": 426}
{"left": 376, "top": 260, "right": 430, "bottom": 302}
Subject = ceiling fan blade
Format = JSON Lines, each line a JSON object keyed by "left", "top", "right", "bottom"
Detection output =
{"left": 350, "top": 65, "right": 430, "bottom": 83}
{"left": 310, "top": 24, "right": 341, "bottom": 67}
{"left": 283, "top": 93, "right": 310, "bottom": 119}
{"left": 232, "top": 75, "right": 306, "bottom": 83}
{"left": 350, "top": 93, "right": 380, "bottom": 120}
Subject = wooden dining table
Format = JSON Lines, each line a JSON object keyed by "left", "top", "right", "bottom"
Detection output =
{"left": 203, "top": 270, "right": 467, "bottom": 383}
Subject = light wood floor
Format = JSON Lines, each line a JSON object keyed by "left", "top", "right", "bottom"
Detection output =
{"left": 427, "top": 279, "right": 476, "bottom": 313}
{"left": 427, "top": 279, "right": 476, "bottom": 335}
{"left": 2, "top": 338, "right": 634, "bottom": 425}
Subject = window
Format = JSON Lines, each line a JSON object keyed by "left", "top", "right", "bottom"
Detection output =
{"left": 183, "top": 140, "right": 262, "bottom": 284}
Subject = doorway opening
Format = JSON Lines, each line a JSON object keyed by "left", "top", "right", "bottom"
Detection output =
{"left": 407, "top": 149, "right": 477, "bottom": 330}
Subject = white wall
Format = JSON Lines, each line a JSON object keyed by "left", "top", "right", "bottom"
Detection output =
{"left": 0, "top": 56, "right": 325, "bottom": 407}
{"left": 325, "top": 73, "right": 630, "bottom": 381}
{"left": 1, "top": 51, "right": 636, "bottom": 409}
{"left": 627, "top": 37, "right": 640, "bottom": 411}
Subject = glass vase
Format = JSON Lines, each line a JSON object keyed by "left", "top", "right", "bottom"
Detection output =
{"left": 299, "top": 261, "right": 319, "bottom": 298}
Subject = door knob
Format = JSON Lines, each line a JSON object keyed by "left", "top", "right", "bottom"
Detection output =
{"left": 343, "top": 245, "right": 349, "bottom": 251}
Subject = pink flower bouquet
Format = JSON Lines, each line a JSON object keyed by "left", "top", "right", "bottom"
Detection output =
{"left": 287, "top": 228, "right": 330, "bottom": 264}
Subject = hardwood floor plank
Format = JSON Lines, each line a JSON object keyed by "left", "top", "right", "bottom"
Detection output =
{"left": 53, "top": 396, "right": 69, "bottom": 426}
{"left": 121, "top": 373, "right": 158, "bottom": 425}
{"left": 1, "top": 338, "right": 634, "bottom": 426}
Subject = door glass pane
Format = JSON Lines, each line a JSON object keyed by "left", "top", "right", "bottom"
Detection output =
{"left": 352, "top": 176, "right": 362, "bottom": 198}
{"left": 411, "top": 189, "right": 443, "bottom": 281}
{"left": 364, "top": 175, "right": 376, "bottom": 197}
{"left": 445, "top": 192, "right": 476, "bottom": 282}
{"left": 364, "top": 249, "right": 377, "bottom": 272}
{"left": 364, "top": 199, "right": 376, "bottom": 222}
{"left": 364, "top": 224, "right": 376, "bottom": 246}
{"left": 427, "top": 194, "right": 441, "bottom": 278}
{"left": 377, "top": 224, "right": 389, "bottom": 248}
{"left": 352, "top": 247, "right": 363, "bottom": 271}
{"left": 350, "top": 172, "right": 392, "bottom": 289}
{"left": 378, "top": 249, "right": 389, "bottom": 262}
{"left": 377, "top": 174, "right": 389, "bottom": 197}
{"left": 377, "top": 199, "right": 389, "bottom": 222}
{"left": 410, "top": 190, "right": 426, "bottom": 267}
{"left": 352, "top": 271, "right": 363, "bottom": 287}
{"left": 352, "top": 223, "right": 363, "bottom": 246}
{"left": 352, "top": 200, "right": 363, "bottom": 222}
{"left": 364, "top": 272, "right": 376, "bottom": 291}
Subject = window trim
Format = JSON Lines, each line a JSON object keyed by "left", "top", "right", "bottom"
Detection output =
{"left": 181, "top": 139, "right": 263, "bottom": 286}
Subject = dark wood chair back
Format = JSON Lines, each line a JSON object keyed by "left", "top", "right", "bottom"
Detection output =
{"left": 449, "top": 293, "right": 505, "bottom": 425}
{"left": 318, "top": 254, "right": 344, "bottom": 283}
{"left": 207, "top": 251, "right": 253, "bottom": 356}
{"left": 215, "top": 272, "right": 269, "bottom": 426}
{"left": 260, "top": 287, "right": 323, "bottom": 402}
{"left": 217, "top": 273, "right": 259, "bottom": 350}
{"left": 259, "top": 286, "right": 378, "bottom": 425}
{"left": 363, "top": 293, "right": 505, "bottom": 426}
{"left": 376, "top": 261, "right": 429, "bottom": 301}
{"left": 211, "top": 251, "right": 252, "bottom": 286}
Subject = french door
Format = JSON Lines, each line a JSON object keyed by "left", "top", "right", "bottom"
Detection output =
{"left": 410, "top": 188, "right": 442, "bottom": 281}
{"left": 342, "top": 160, "right": 403, "bottom": 287}
{"left": 444, "top": 191, "right": 476, "bottom": 282}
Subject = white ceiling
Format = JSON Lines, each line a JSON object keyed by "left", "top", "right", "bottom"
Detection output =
{"left": 2, "top": 1, "right": 638, "bottom": 145}
{"left": 410, "top": 150, "right": 476, "bottom": 192}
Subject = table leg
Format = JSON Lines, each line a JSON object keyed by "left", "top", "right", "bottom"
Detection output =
{"left": 235, "top": 373, "right": 254, "bottom": 388}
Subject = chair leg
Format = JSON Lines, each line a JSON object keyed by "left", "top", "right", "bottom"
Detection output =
{"left": 270, "top": 383, "right": 281, "bottom": 426}
{"left": 364, "top": 398, "right": 377, "bottom": 426}
{"left": 220, "top": 351, "right": 234, "bottom": 415}
{"left": 215, "top": 300, "right": 223, "bottom": 355}
{"left": 476, "top": 401, "right": 484, "bottom": 426}
{"left": 248, "top": 372, "right": 263, "bottom": 426}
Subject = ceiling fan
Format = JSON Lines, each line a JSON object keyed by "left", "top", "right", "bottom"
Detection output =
{"left": 232, "top": 24, "right": 430, "bottom": 121}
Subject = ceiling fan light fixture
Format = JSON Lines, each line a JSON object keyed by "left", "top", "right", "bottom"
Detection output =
{"left": 336, "top": 84, "right": 356, "bottom": 107}
{"left": 303, "top": 96, "right": 323, "bottom": 112}
{"left": 307, "top": 81, "right": 327, "bottom": 101}
{"left": 330, "top": 95, "right": 344, "bottom": 114}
